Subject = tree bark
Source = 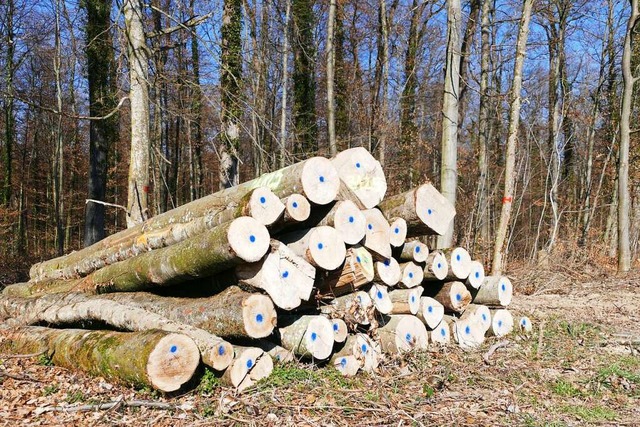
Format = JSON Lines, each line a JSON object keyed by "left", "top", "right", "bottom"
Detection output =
{"left": 438, "top": 0, "right": 462, "bottom": 248}
{"left": 326, "top": 0, "right": 337, "bottom": 156}
{"left": 617, "top": 0, "right": 638, "bottom": 272}
{"left": 124, "top": 0, "right": 151, "bottom": 227}
{"left": 491, "top": 0, "right": 533, "bottom": 275}
{"left": 220, "top": 0, "right": 243, "bottom": 188}
{"left": 84, "top": 0, "right": 119, "bottom": 246}
{"left": 0, "top": 326, "right": 199, "bottom": 392}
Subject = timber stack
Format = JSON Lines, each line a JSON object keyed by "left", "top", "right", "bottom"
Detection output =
{"left": 0, "top": 147, "right": 527, "bottom": 393}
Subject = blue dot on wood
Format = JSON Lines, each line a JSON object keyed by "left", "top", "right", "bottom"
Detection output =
{"left": 356, "top": 256, "right": 361, "bottom": 263}
{"left": 333, "top": 323, "right": 339, "bottom": 331}
{"left": 340, "top": 358, "right": 347, "bottom": 367}
{"left": 170, "top": 345, "right": 177, "bottom": 353}
{"left": 348, "top": 216, "right": 354, "bottom": 223}
{"left": 501, "top": 284, "right": 506, "bottom": 291}
{"left": 249, "top": 235, "right": 256, "bottom": 243}
{"left": 355, "top": 162, "right": 361, "bottom": 168}
{"left": 482, "top": 314, "right": 487, "bottom": 321}
{"left": 377, "top": 290, "right": 382, "bottom": 299}
{"left": 456, "top": 294, "right": 462, "bottom": 301}
{"left": 428, "top": 306, "right": 433, "bottom": 313}
{"left": 415, "top": 246, "right": 421, "bottom": 253}
{"left": 440, "top": 328, "right": 446, "bottom": 337}
{"left": 437, "top": 263, "right": 442, "bottom": 269}
{"left": 465, "top": 326, "right": 471, "bottom": 334}
{"left": 292, "top": 202, "right": 298, "bottom": 208}
{"left": 475, "top": 271, "right": 480, "bottom": 278}
{"left": 317, "top": 242, "right": 324, "bottom": 250}
{"left": 282, "top": 270, "right": 289, "bottom": 278}
{"left": 409, "top": 272, "right": 414, "bottom": 278}
{"left": 218, "top": 346, "right": 225, "bottom": 356}
{"left": 427, "top": 209, "right": 432, "bottom": 215}
{"left": 368, "top": 224, "right": 373, "bottom": 230}
{"left": 319, "top": 176, "right": 325, "bottom": 183}
{"left": 260, "top": 196, "right": 266, "bottom": 203}
{"left": 394, "top": 228, "right": 399, "bottom": 234}
{"left": 384, "top": 259, "right": 390, "bottom": 266}
{"left": 361, "top": 344, "right": 368, "bottom": 353}
{"left": 456, "top": 254, "right": 461, "bottom": 261}
{"left": 405, "top": 333, "right": 412, "bottom": 342}
{"left": 411, "top": 296, "right": 415, "bottom": 302}
{"left": 498, "top": 320, "right": 503, "bottom": 328}
{"left": 246, "top": 359, "right": 253, "bottom": 369}
{"left": 256, "top": 314, "right": 264, "bottom": 323}
{"left": 311, "top": 332, "right": 317, "bottom": 341}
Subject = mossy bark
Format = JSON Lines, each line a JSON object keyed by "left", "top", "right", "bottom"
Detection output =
{"left": 0, "top": 326, "right": 199, "bottom": 392}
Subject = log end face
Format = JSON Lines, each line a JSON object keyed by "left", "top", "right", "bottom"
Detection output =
{"left": 454, "top": 319, "right": 485, "bottom": 350}
{"left": 362, "top": 209, "right": 392, "bottom": 259}
{"left": 449, "top": 247, "right": 472, "bottom": 279}
{"left": 466, "top": 260, "right": 486, "bottom": 289}
{"left": 304, "top": 316, "right": 334, "bottom": 360}
{"left": 249, "top": 187, "right": 286, "bottom": 226}
{"left": 419, "top": 297, "right": 445, "bottom": 329}
{"left": 146, "top": 333, "right": 200, "bottom": 392}
{"left": 351, "top": 246, "right": 374, "bottom": 281}
{"left": 415, "top": 183, "right": 456, "bottom": 235}
{"left": 301, "top": 157, "right": 340, "bottom": 205}
{"left": 491, "top": 309, "right": 514, "bottom": 338}
{"left": 243, "top": 294, "right": 277, "bottom": 338}
{"left": 519, "top": 316, "right": 533, "bottom": 333}
{"left": 332, "top": 147, "right": 387, "bottom": 209}
{"left": 375, "top": 257, "right": 402, "bottom": 286}
{"left": 330, "top": 318, "right": 348, "bottom": 343}
{"left": 285, "top": 194, "right": 311, "bottom": 222}
{"left": 369, "top": 284, "right": 393, "bottom": 314}
{"left": 429, "top": 252, "right": 449, "bottom": 281}
{"left": 401, "top": 262, "right": 424, "bottom": 288}
{"left": 308, "top": 226, "right": 347, "bottom": 271}
{"left": 408, "top": 287, "right": 424, "bottom": 315}
{"left": 430, "top": 320, "right": 451, "bottom": 345}
{"left": 204, "top": 341, "right": 234, "bottom": 372}
{"left": 333, "top": 200, "right": 367, "bottom": 245}
{"left": 228, "top": 217, "right": 271, "bottom": 263}
{"left": 411, "top": 242, "right": 429, "bottom": 263}
{"left": 389, "top": 218, "right": 408, "bottom": 247}
{"left": 498, "top": 276, "right": 513, "bottom": 306}
{"left": 449, "top": 282, "right": 472, "bottom": 313}
{"left": 394, "top": 315, "right": 429, "bottom": 352}
{"left": 331, "top": 354, "right": 361, "bottom": 377}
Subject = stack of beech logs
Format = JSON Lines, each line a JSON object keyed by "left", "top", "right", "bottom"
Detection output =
{"left": 0, "top": 148, "right": 531, "bottom": 393}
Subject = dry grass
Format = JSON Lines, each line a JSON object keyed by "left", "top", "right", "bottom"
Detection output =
{"left": 1, "top": 263, "right": 639, "bottom": 426}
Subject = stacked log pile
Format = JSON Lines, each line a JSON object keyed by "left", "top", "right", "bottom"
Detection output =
{"left": 0, "top": 147, "right": 525, "bottom": 393}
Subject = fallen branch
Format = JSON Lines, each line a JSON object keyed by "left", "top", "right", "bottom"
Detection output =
{"left": 483, "top": 340, "right": 510, "bottom": 365}
{"left": 34, "top": 398, "right": 175, "bottom": 415}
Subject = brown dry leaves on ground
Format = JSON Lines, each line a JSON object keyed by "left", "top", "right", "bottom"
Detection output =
{"left": 1, "top": 259, "right": 639, "bottom": 427}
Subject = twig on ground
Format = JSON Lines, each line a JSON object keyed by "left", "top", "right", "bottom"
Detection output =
{"left": 34, "top": 399, "right": 175, "bottom": 415}
{"left": 0, "top": 350, "right": 46, "bottom": 359}
{"left": 483, "top": 340, "right": 510, "bottom": 365}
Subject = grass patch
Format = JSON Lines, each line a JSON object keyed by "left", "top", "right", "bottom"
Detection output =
{"left": 197, "top": 368, "right": 221, "bottom": 395}
{"left": 42, "top": 384, "right": 59, "bottom": 396}
{"left": 65, "top": 390, "right": 86, "bottom": 404}
{"left": 560, "top": 404, "right": 617, "bottom": 422}
{"left": 258, "top": 364, "right": 323, "bottom": 389}
{"left": 550, "top": 379, "right": 582, "bottom": 397}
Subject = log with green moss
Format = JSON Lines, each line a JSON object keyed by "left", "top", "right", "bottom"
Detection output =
{"left": 30, "top": 188, "right": 282, "bottom": 282}
{"left": 7, "top": 217, "right": 270, "bottom": 297}
{"left": 99, "top": 286, "right": 276, "bottom": 339}
{"left": 0, "top": 326, "right": 200, "bottom": 392}
{"left": 378, "top": 183, "right": 455, "bottom": 237}
{"left": 0, "top": 292, "right": 233, "bottom": 370}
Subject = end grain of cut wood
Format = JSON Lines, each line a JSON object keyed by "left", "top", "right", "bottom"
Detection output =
{"left": 278, "top": 315, "right": 334, "bottom": 360}
{"left": 388, "top": 286, "right": 423, "bottom": 315}
{"left": 422, "top": 251, "right": 449, "bottom": 281}
{"left": 396, "top": 240, "right": 429, "bottom": 263}
{"left": 427, "top": 281, "right": 471, "bottom": 313}
{"left": 465, "top": 260, "right": 485, "bottom": 289}
{"left": 417, "top": 297, "right": 445, "bottom": 329}
{"left": 460, "top": 303, "right": 491, "bottom": 333}
{"left": 487, "top": 309, "right": 514, "bottom": 337}
{"left": 331, "top": 147, "right": 387, "bottom": 209}
{"left": 281, "top": 226, "right": 347, "bottom": 271}
{"left": 369, "top": 283, "right": 393, "bottom": 314}
{"left": 389, "top": 218, "right": 408, "bottom": 247}
{"left": 430, "top": 320, "right": 451, "bottom": 345}
{"left": 374, "top": 257, "right": 402, "bottom": 286}
{"left": 473, "top": 276, "right": 513, "bottom": 307}
{"left": 378, "top": 315, "right": 428, "bottom": 354}
{"left": 362, "top": 209, "right": 392, "bottom": 259}
{"left": 398, "top": 262, "right": 424, "bottom": 288}
{"left": 440, "top": 247, "right": 472, "bottom": 280}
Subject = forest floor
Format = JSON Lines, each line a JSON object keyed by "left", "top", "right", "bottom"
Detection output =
{"left": 1, "top": 259, "right": 639, "bottom": 426}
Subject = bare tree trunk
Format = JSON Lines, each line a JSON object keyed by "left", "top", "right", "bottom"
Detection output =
{"left": 53, "top": 0, "right": 65, "bottom": 256}
{"left": 124, "top": 0, "right": 151, "bottom": 227}
{"left": 279, "top": 0, "right": 291, "bottom": 169}
{"left": 617, "top": 0, "right": 638, "bottom": 272}
{"left": 474, "top": 0, "right": 491, "bottom": 254}
{"left": 326, "top": 0, "right": 337, "bottom": 156}
{"left": 458, "top": 0, "right": 480, "bottom": 133}
{"left": 491, "top": 0, "right": 533, "bottom": 275}
{"left": 437, "top": 0, "right": 462, "bottom": 249}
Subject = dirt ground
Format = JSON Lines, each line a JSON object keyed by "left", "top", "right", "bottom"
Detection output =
{"left": 1, "top": 263, "right": 639, "bottom": 427}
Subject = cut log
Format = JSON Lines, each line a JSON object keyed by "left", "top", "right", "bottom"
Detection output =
{"left": 422, "top": 251, "right": 449, "bottom": 281}
{"left": 30, "top": 188, "right": 282, "bottom": 283}
{"left": 314, "top": 200, "right": 367, "bottom": 245}
{"left": 446, "top": 315, "right": 485, "bottom": 350}
{"left": 487, "top": 309, "right": 514, "bottom": 337}
{"left": 398, "top": 262, "right": 424, "bottom": 288}
{"left": 389, "top": 218, "right": 408, "bottom": 247}
{"left": 465, "top": 260, "right": 486, "bottom": 289}
{"left": 425, "top": 281, "right": 472, "bottom": 314}
{"left": 417, "top": 296, "right": 445, "bottom": 329}
{"left": 330, "top": 354, "right": 361, "bottom": 377}
{"left": 0, "top": 326, "right": 199, "bottom": 392}
{"left": 330, "top": 318, "right": 348, "bottom": 343}
{"left": 235, "top": 240, "right": 315, "bottom": 310}
{"left": 388, "top": 287, "right": 423, "bottom": 315}
{"left": 459, "top": 304, "right": 491, "bottom": 333}
{"left": 222, "top": 346, "right": 273, "bottom": 392}
{"left": 15, "top": 217, "right": 270, "bottom": 297}
{"left": 282, "top": 194, "right": 312, "bottom": 222}
{"left": 473, "top": 276, "right": 513, "bottom": 307}
{"left": 101, "top": 286, "right": 277, "bottom": 339}
{"left": 440, "top": 247, "right": 472, "bottom": 280}
{"left": 278, "top": 315, "right": 334, "bottom": 360}
{"left": 430, "top": 320, "right": 451, "bottom": 345}
{"left": 368, "top": 283, "right": 393, "bottom": 314}
{"left": 0, "top": 293, "right": 233, "bottom": 371}
{"left": 377, "top": 183, "right": 455, "bottom": 237}
{"left": 247, "top": 340, "right": 295, "bottom": 364}
{"left": 316, "top": 246, "right": 374, "bottom": 297}
{"left": 519, "top": 316, "right": 533, "bottom": 333}
{"left": 319, "top": 291, "right": 373, "bottom": 326}
{"left": 378, "top": 315, "right": 428, "bottom": 354}
{"left": 332, "top": 333, "right": 380, "bottom": 373}
{"left": 280, "top": 226, "right": 346, "bottom": 270}
{"left": 331, "top": 147, "right": 387, "bottom": 209}
{"left": 362, "top": 209, "right": 392, "bottom": 259}
{"left": 395, "top": 240, "right": 429, "bottom": 263}
{"left": 373, "top": 257, "right": 402, "bottom": 286}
